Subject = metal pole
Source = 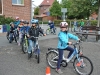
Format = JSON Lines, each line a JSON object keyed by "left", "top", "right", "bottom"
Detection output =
{"left": 63, "top": 12, "right": 66, "bottom": 21}
{"left": 31, "top": 0, "right": 34, "bottom": 20}
{"left": 97, "top": 0, "right": 100, "bottom": 27}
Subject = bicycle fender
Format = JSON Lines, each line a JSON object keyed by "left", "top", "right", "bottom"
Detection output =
{"left": 46, "top": 50, "right": 58, "bottom": 55}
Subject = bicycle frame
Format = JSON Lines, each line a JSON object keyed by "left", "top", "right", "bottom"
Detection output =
{"left": 49, "top": 42, "right": 82, "bottom": 63}
{"left": 32, "top": 37, "right": 40, "bottom": 55}
{"left": 24, "top": 34, "right": 28, "bottom": 46}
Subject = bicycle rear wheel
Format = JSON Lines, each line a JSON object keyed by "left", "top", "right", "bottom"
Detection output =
{"left": 46, "top": 51, "right": 58, "bottom": 69}
{"left": 73, "top": 55, "right": 93, "bottom": 75}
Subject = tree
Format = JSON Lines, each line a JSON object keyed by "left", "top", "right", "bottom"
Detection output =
{"left": 50, "top": 0, "right": 62, "bottom": 19}
{"left": 62, "top": 0, "right": 98, "bottom": 19}
{"left": 90, "top": 0, "right": 100, "bottom": 26}
{"left": 34, "top": 7, "right": 39, "bottom": 15}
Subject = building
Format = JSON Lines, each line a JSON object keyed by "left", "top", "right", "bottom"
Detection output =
{"left": 34, "top": 0, "right": 55, "bottom": 21}
{"left": 89, "top": 12, "right": 98, "bottom": 20}
{"left": 0, "top": 0, "right": 31, "bottom": 21}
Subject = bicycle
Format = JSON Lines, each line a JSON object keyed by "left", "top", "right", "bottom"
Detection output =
{"left": 6, "top": 29, "right": 19, "bottom": 41}
{"left": 46, "top": 41, "right": 93, "bottom": 75}
{"left": 28, "top": 36, "right": 40, "bottom": 63}
{"left": 22, "top": 33, "right": 28, "bottom": 54}
{"left": 8, "top": 29, "right": 18, "bottom": 43}
{"left": 46, "top": 27, "right": 56, "bottom": 35}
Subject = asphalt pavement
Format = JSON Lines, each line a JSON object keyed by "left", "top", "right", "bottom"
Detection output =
{"left": 0, "top": 25, "right": 100, "bottom": 75}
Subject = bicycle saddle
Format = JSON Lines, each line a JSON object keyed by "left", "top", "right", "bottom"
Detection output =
{"left": 48, "top": 48, "right": 58, "bottom": 51}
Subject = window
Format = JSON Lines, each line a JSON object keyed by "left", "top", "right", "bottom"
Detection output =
{"left": 12, "top": 0, "right": 24, "bottom": 5}
{"left": 0, "top": 0, "right": 2, "bottom": 14}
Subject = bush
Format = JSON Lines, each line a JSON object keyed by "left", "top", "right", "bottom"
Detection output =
{"left": 54, "top": 19, "right": 98, "bottom": 27}
{"left": 90, "top": 20, "right": 97, "bottom": 26}
{"left": 0, "top": 15, "right": 15, "bottom": 25}
{"left": 39, "top": 21, "right": 48, "bottom": 24}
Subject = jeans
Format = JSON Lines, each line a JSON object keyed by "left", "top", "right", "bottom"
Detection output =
{"left": 57, "top": 46, "right": 74, "bottom": 69}
{"left": 28, "top": 39, "right": 36, "bottom": 54}
{"left": 73, "top": 25, "right": 77, "bottom": 32}
{"left": 9, "top": 32, "right": 16, "bottom": 42}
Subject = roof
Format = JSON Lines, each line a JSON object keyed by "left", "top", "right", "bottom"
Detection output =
{"left": 39, "top": 0, "right": 55, "bottom": 6}
{"left": 34, "top": 14, "right": 47, "bottom": 18}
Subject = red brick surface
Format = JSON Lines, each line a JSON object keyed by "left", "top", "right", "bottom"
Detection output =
{"left": 3, "top": 0, "right": 31, "bottom": 21}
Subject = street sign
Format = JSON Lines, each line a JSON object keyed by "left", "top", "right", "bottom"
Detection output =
{"left": 61, "top": 8, "right": 67, "bottom": 12}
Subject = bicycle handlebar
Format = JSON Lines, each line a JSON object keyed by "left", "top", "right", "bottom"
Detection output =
{"left": 67, "top": 40, "right": 82, "bottom": 46}
{"left": 30, "top": 36, "right": 39, "bottom": 39}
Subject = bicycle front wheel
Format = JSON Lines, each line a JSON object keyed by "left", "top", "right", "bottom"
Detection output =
{"left": 46, "top": 29, "right": 50, "bottom": 35}
{"left": 46, "top": 51, "right": 58, "bottom": 69}
{"left": 37, "top": 53, "right": 40, "bottom": 63}
{"left": 73, "top": 55, "right": 93, "bottom": 75}
{"left": 22, "top": 40, "right": 28, "bottom": 54}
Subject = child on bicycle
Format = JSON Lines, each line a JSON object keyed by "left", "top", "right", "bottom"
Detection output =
{"left": 48, "top": 20, "right": 55, "bottom": 34}
{"left": 56, "top": 22, "right": 80, "bottom": 74}
{"left": 17, "top": 20, "right": 25, "bottom": 46}
{"left": 27, "top": 19, "right": 46, "bottom": 59}
{"left": 9, "top": 22, "right": 17, "bottom": 43}
{"left": 18, "top": 21, "right": 30, "bottom": 46}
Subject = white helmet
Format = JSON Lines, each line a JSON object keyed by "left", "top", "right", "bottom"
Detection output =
{"left": 15, "top": 16, "right": 19, "bottom": 19}
{"left": 60, "top": 22, "right": 68, "bottom": 28}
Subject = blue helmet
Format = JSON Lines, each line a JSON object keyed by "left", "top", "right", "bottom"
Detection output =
{"left": 31, "top": 19, "right": 39, "bottom": 24}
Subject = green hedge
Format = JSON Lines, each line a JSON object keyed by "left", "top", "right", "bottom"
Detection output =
{"left": 54, "top": 20, "right": 98, "bottom": 26}
{"left": 35, "top": 19, "right": 98, "bottom": 27}
{"left": 0, "top": 15, "right": 15, "bottom": 25}
{"left": 39, "top": 21, "right": 48, "bottom": 24}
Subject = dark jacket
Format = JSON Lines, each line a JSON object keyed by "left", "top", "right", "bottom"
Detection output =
{"left": 28, "top": 26, "right": 44, "bottom": 41}
{"left": 10, "top": 26, "right": 15, "bottom": 33}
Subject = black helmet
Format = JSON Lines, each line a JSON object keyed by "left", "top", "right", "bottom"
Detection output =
{"left": 24, "top": 21, "right": 29, "bottom": 24}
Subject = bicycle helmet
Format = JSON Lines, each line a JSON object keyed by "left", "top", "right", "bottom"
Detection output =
{"left": 31, "top": 19, "right": 39, "bottom": 24}
{"left": 10, "top": 22, "right": 14, "bottom": 25}
{"left": 60, "top": 22, "right": 68, "bottom": 28}
{"left": 24, "top": 21, "right": 29, "bottom": 24}
{"left": 20, "top": 19, "right": 24, "bottom": 23}
{"left": 15, "top": 16, "right": 19, "bottom": 20}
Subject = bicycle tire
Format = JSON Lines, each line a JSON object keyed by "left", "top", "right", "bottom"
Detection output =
{"left": 46, "top": 29, "right": 50, "bottom": 35}
{"left": 73, "top": 55, "right": 93, "bottom": 75}
{"left": 22, "top": 40, "right": 28, "bottom": 54}
{"left": 37, "top": 53, "right": 40, "bottom": 63}
{"left": 46, "top": 50, "right": 58, "bottom": 69}
{"left": 53, "top": 27, "right": 57, "bottom": 35}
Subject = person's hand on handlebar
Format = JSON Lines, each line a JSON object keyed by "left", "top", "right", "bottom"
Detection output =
{"left": 68, "top": 42, "right": 72, "bottom": 45}
{"left": 43, "top": 34, "right": 46, "bottom": 36}
{"left": 27, "top": 34, "right": 30, "bottom": 37}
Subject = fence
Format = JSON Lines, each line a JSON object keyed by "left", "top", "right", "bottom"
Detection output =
{"left": 0, "top": 25, "right": 10, "bottom": 33}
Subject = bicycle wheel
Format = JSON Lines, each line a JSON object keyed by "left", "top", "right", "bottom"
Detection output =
{"left": 73, "top": 55, "right": 93, "bottom": 75}
{"left": 46, "top": 29, "right": 50, "bottom": 35}
{"left": 46, "top": 51, "right": 58, "bottom": 69}
{"left": 37, "top": 52, "right": 40, "bottom": 64}
{"left": 22, "top": 40, "right": 28, "bottom": 54}
{"left": 6, "top": 31, "right": 10, "bottom": 40}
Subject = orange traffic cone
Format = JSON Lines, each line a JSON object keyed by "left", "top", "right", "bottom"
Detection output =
{"left": 46, "top": 66, "right": 51, "bottom": 75}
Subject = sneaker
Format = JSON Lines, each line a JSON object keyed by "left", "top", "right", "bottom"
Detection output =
{"left": 28, "top": 53, "right": 31, "bottom": 59}
{"left": 65, "top": 58, "right": 70, "bottom": 63}
{"left": 18, "top": 43, "right": 20, "bottom": 46}
{"left": 56, "top": 69, "right": 63, "bottom": 74}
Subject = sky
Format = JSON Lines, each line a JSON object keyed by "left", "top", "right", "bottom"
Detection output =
{"left": 32, "top": 0, "right": 61, "bottom": 6}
